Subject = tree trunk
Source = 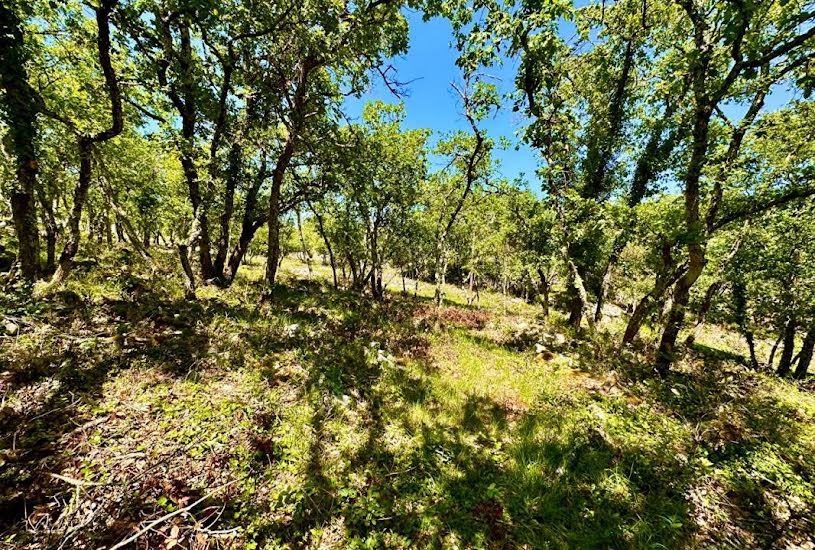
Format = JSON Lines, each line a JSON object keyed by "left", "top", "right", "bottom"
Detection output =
{"left": 43, "top": 0, "right": 122, "bottom": 291}
{"left": 793, "top": 324, "right": 815, "bottom": 379}
{"left": 296, "top": 208, "right": 312, "bottom": 276}
{"left": 685, "top": 280, "right": 723, "bottom": 346}
{"left": 655, "top": 249, "right": 704, "bottom": 375}
{"left": 369, "top": 223, "right": 382, "bottom": 299}
{"left": 309, "top": 202, "right": 337, "bottom": 288}
{"left": 178, "top": 242, "right": 197, "bottom": 300}
{"left": 265, "top": 141, "right": 291, "bottom": 287}
{"left": 776, "top": 316, "right": 797, "bottom": 377}
{"left": 0, "top": 1, "right": 42, "bottom": 280}
{"left": 745, "top": 332, "right": 759, "bottom": 370}
{"left": 565, "top": 254, "right": 595, "bottom": 333}
{"left": 266, "top": 195, "right": 281, "bottom": 287}
{"left": 433, "top": 239, "right": 447, "bottom": 309}
{"left": 654, "top": 91, "right": 713, "bottom": 374}
{"left": 226, "top": 187, "right": 265, "bottom": 284}
{"left": 104, "top": 211, "right": 113, "bottom": 246}
{"left": 732, "top": 280, "right": 758, "bottom": 369}
{"left": 48, "top": 138, "right": 93, "bottom": 287}
{"left": 36, "top": 184, "right": 58, "bottom": 273}
{"left": 768, "top": 332, "right": 783, "bottom": 371}
{"left": 536, "top": 268, "right": 550, "bottom": 318}
{"left": 213, "top": 141, "right": 241, "bottom": 282}
{"left": 594, "top": 237, "right": 624, "bottom": 323}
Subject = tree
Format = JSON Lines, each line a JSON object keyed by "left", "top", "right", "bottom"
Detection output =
{"left": 0, "top": 0, "right": 42, "bottom": 280}
{"left": 426, "top": 77, "right": 497, "bottom": 308}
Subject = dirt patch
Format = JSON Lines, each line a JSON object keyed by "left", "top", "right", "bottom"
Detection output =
{"left": 414, "top": 306, "right": 490, "bottom": 329}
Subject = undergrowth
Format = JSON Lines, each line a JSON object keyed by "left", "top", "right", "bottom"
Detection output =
{"left": 1, "top": 252, "right": 813, "bottom": 548}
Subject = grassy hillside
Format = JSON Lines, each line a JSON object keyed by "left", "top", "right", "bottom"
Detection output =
{"left": 1, "top": 251, "right": 814, "bottom": 548}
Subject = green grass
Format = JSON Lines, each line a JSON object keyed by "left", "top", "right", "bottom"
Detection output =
{"left": 1, "top": 253, "right": 814, "bottom": 548}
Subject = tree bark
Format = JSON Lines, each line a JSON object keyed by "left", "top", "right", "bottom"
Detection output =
{"left": 623, "top": 247, "right": 686, "bottom": 345}
{"left": 594, "top": 236, "right": 624, "bottom": 322}
{"left": 777, "top": 316, "right": 797, "bottom": 377}
{"left": 732, "top": 280, "right": 759, "bottom": 370}
{"left": 309, "top": 201, "right": 337, "bottom": 288}
{"left": 793, "top": 323, "right": 815, "bottom": 379}
{"left": 296, "top": 207, "right": 313, "bottom": 276}
{"left": 264, "top": 59, "right": 314, "bottom": 287}
{"left": 226, "top": 162, "right": 267, "bottom": 284}
{"left": 48, "top": 139, "right": 93, "bottom": 287}
{"left": 768, "top": 332, "right": 783, "bottom": 371}
{"left": 536, "top": 267, "right": 550, "bottom": 318}
{"left": 0, "top": 1, "right": 42, "bottom": 280}
{"left": 265, "top": 138, "right": 293, "bottom": 287}
{"left": 156, "top": 14, "right": 214, "bottom": 282}
{"left": 44, "top": 0, "right": 123, "bottom": 290}
{"left": 654, "top": 82, "right": 713, "bottom": 374}
{"left": 36, "top": 183, "right": 58, "bottom": 274}
{"left": 213, "top": 135, "right": 243, "bottom": 282}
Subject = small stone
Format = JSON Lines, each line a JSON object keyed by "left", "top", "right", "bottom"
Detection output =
{"left": 4, "top": 322, "right": 19, "bottom": 336}
{"left": 535, "top": 342, "right": 547, "bottom": 354}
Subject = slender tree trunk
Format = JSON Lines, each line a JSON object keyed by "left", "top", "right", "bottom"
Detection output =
{"left": 777, "top": 317, "right": 797, "bottom": 377}
{"left": 732, "top": 280, "right": 759, "bottom": 369}
{"left": 685, "top": 281, "right": 723, "bottom": 346}
{"left": 0, "top": 1, "right": 42, "bottom": 280}
{"left": 793, "top": 323, "right": 815, "bottom": 379}
{"left": 266, "top": 194, "right": 282, "bottom": 287}
{"left": 43, "top": 0, "right": 122, "bottom": 291}
{"left": 655, "top": 94, "right": 713, "bottom": 374}
{"left": 226, "top": 184, "right": 265, "bottom": 283}
{"left": 37, "top": 189, "right": 58, "bottom": 274}
{"left": 265, "top": 141, "right": 291, "bottom": 287}
{"left": 99, "top": 173, "right": 152, "bottom": 259}
{"left": 433, "top": 239, "right": 447, "bottom": 308}
{"left": 104, "top": 211, "right": 113, "bottom": 246}
{"left": 745, "top": 332, "right": 759, "bottom": 370}
{"left": 768, "top": 332, "right": 783, "bottom": 371}
{"left": 213, "top": 141, "right": 241, "bottom": 282}
{"left": 623, "top": 258, "right": 686, "bottom": 345}
{"left": 49, "top": 138, "right": 93, "bottom": 287}
{"left": 296, "top": 208, "right": 312, "bottom": 275}
{"left": 565, "top": 254, "right": 595, "bottom": 333}
{"left": 178, "top": 241, "right": 197, "bottom": 300}
{"left": 369, "top": 223, "right": 382, "bottom": 299}
{"left": 309, "top": 202, "right": 337, "bottom": 288}
{"left": 623, "top": 294, "right": 654, "bottom": 344}
{"left": 537, "top": 268, "right": 550, "bottom": 318}
{"left": 594, "top": 237, "right": 624, "bottom": 323}
{"left": 87, "top": 202, "right": 95, "bottom": 242}
{"left": 264, "top": 58, "right": 313, "bottom": 287}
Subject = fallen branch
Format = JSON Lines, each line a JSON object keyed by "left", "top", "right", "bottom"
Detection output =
{"left": 108, "top": 480, "right": 236, "bottom": 550}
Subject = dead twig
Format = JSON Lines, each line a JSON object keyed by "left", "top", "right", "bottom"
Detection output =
{"left": 108, "top": 480, "right": 237, "bottom": 550}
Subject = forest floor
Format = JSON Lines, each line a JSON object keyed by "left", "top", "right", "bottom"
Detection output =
{"left": 1, "top": 247, "right": 814, "bottom": 549}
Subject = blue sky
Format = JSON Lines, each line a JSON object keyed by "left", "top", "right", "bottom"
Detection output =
{"left": 345, "top": 10, "right": 540, "bottom": 187}
{"left": 345, "top": 8, "right": 801, "bottom": 193}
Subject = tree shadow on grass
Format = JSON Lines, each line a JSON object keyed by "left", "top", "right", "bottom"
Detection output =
{"left": 625, "top": 350, "right": 815, "bottom": 547}
{"left": 0, "top": 283, "right": 273, "bottom": 544}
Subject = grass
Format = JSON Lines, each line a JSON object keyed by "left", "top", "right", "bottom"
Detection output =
{"left": 1, "top": 250, "right": 814, "bottom": 548}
